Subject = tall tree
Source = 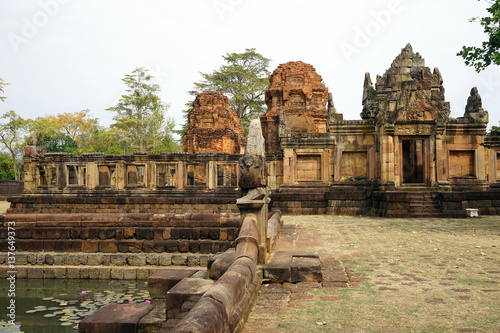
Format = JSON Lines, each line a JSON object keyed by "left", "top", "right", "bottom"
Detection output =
{"left": 0, "top": 78, "right": 8, "bottom": 102}
{"left": 458, "top": 0, "right": 500, "bottom": 72}
{"left": 0, "top": 111, "right": 28, "bottom": 180}
{"left": 107, "top": 68, "right": 176, "bottom": 153}
{"left": 188, "top": 48, "right": 271, "bottom": 133}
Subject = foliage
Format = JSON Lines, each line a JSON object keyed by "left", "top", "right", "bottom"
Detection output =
{"left": 186, "top": 48, "right": 271, "bottom": 134}
{"left": 107, "top": 67, "right": 177, "bottom": 153}
{"left": 0, "top": 78, "right": 8, "bottom": 102}
{"left": 0, "top": 153, "right": 15, "bottom": 180}
{"left": 0, "top": 110, "right": 28, "bottom": 180}
{"left": 458, "top": 0, "right": 500, "bottom": 72}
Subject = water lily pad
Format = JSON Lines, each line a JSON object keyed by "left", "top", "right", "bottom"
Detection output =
{"left": 61, "top": 322, "right": 73, "bottom": 326}
{"left": 25, "top": 310, "right": 37, "bottom": 314}
{"left": 42, "top": 297, "right": 54, "bottom": 301}
{"left": 44, "top": 313, "right": 56, "bottom": 318}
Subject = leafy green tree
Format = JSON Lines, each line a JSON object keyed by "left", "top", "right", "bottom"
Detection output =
{"left": 458, "top": 0, "right": 500, "bottom": 72}
{"left": 0, "top": 110, "right": 28, "bottom": 180}
{"left": 78, "top": 127, "right": 126, "bottom": 154}
{"left": 187, "top": 48, "right": 271, "bottom": 133}
{"left": 29, "top": 115, "right": 77, "bottom": 153}
{"left": 0, "top": 78, "right": 8, "bottom": 102}
{"left": 107, "top": 67, "right": 177, "bottom": 153}
{"left": 0, "top": 153, "right": 16, "bottom": 180}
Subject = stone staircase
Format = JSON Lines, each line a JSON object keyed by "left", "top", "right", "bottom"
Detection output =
{"left": 401, "top": 186, "right": 442, "bottom": 217}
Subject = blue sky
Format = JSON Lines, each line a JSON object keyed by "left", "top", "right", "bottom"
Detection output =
{"left": 1, "top": 0, "right": 499, "bottom": 134}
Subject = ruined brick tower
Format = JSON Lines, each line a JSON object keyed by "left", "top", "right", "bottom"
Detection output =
{"left": 182, "top": 91, "right": 245, "bottom": 154}
{"left": 260, "top": 61, "right": 329, "bottom": 153}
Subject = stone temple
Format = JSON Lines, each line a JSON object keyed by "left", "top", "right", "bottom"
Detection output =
{"left": 2, "top": 43, "right": 500, "bottom": 332}
{"left": 9, "top": 43, "right": 500, "bottom": 218}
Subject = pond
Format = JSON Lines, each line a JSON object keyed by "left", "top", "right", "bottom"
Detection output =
{"left": 0, "top": 279, "right": 151, "bottom": 333}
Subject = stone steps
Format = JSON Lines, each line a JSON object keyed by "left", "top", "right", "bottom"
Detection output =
{"left": 407, "top": 190, "right": 442, "bottom": 217}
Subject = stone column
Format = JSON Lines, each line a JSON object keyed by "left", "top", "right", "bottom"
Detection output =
{"left": 237, "top": 119, "right": 269, "bottom": 265}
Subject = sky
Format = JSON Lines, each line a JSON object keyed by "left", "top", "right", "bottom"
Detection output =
{"left": 1, "top": 0, "right": 499, "bottom": 136}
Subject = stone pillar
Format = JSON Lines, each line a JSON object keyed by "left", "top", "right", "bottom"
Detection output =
{"left": 86, "top": 162, "right": 98, "bottom": 190}
{"left": 208, "top": 161, "right": 217, "bottom": 190}
{"left": 116, "top": 161, "right": 126, "bottom": 189}
{"left": 237, "top": 119, "right": 269, "bottom": 265}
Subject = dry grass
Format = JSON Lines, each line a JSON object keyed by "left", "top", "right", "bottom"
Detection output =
{"left": 245, "top": 215, "right": 500, "bottom": 333}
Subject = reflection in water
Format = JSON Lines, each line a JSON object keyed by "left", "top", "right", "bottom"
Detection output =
{"left": 0, "top": 279, "right": 150, "bottom": 333}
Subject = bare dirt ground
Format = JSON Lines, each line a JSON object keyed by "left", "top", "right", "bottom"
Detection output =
{"left": 244, "top": 215, "right": 500, "bottom": 333}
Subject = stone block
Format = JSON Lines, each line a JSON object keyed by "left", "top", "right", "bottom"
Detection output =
{"left": 146, "top": 253, "right": 159, "bottom": 265}
{"left": 291, "top": 254, "right": 323, "bottom": 283}
{"left": 99, "top": 242, "right": 118, "bottom": 253}
{"left": 80, "top": 267, "right": 90, "bottom": 279}
{"left": 264, "top": 251, "right": 291, "bottom": 282}
{"left": 82, "top": 241, "right": 99, "bottom": 253}
{"left": 89, "top": 268, "right": 100, "bottom": 279}
{"left": 128, "top": 254, "right": 146, "bottom": 266}
{"left": 98, "top": 268, "right": 111, "bottom": 280}
{"left": 187, "top": 255, "right": 199, "bottom": 267}
{"left": 159, "top": 254, "right": 172, "bottom": 266}
{"left": 43, "top": 267, "right": 55, "bottom": 279}
{"left": 172, "top": 255, "right": 187, "bottom": 266}
{"left": 147, "top": 269, "right": 198, "bottom": 299}
{"left": 136, "top": 268, "right": 151, "bottom": 280}
{"left": 79, "top": 302, "right": 154, "bottom": 333}
{"left": 52, "top": 253, "right": 67, "bottom": 266}
{"left": 142, "top": 241, "right": 154, "bottom": 252}
{"left": 165, "top": 278, "right": 214, "bottom": 319}
{"left": 67, "top": 267, "right": 80, "bottom": 279}
{"left": 54, "top": 267, "right": 67, "bottom": 279}
{"left": 111, "top": 268, "right": 124, "bottom": 280}
{"left": 138, "top": 302, "right": 166, "bottom": 333}
{"left": 123, "top": 268, "right": 137, "bottom": 280}
{"left": 178, "top": 241, "right": 190, "bottom": 253}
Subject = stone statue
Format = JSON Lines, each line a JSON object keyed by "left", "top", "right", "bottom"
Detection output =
{"left": 238, "top": 119, "right": 267, "bottom": 201}
{"left": 464, "top": 87, "right": 488, "bottom": 123}
{"left": 27, "top": 131, "right": 37, "bottom": 146}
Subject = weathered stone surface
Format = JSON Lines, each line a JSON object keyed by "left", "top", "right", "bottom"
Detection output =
{"left": 171, "top": 297, "right": 226, "bottom": 333}
{"left": 369, "top": 43, "right": 450, "bottom": 126}
{"left": 264, "top": 251, "right": 322, "bottom": 283}
{"left": 183, "top": 91, "right": 245, "bottom": 154}
{"left": 79, "top": 302, "right": 153, "bottom": 333}
{"left": 261, "top": 61, "right": 329, "bottom": 152}
{"left": 147, "top": 268, "right": 198, "bottom": 299}
{"left": 138, "top": 302, "right": 166, "bottom": 333}
{"left": 166, "top": 278, "right": 214, "bottom": 319}
{"left": 291, "top": 254, "right": 323, "bottom": 283}
{"left": 207, "top": 248, "right": 236, "bottom": 280}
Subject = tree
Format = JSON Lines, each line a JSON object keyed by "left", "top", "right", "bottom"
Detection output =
{"left": 0, "top": 111, "right": 28, "bottom": 180}
{"left": 0, "top": 78, "right": 8, "bottom": 102}
{"left": 188, "top": 48, "right": 271, "bottom": 133}
{"left": 107, "top": 67, "right": 176, "bottom": 153}
{"left": 29, "top": 115, "right": 77, "bottom": 153}
{"left": 458, "top": 0, "right": 500, "bottom": 72}
{"left": 0, "top": 153, "right": 16, "bottom": 180}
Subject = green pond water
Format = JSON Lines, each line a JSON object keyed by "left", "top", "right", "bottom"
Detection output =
{"left": 0, "top": 279, "right": 151, "bottom": 333}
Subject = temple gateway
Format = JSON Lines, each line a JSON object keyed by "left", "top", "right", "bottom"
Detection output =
{"left": 15, "top": 44, "right": 500, "bottom": 217}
